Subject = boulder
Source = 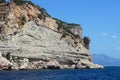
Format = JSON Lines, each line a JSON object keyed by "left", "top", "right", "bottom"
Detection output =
{"left": 89, "top": 64, "right": 104, "bottom": 69}
{"left": 46, "top": 60, "right": 61, "bottom": 69}
{"left": 0, "top": 52, "right": 12, "bottom": 70}
{"left": 20, "top": 58, "right": 29, "bottom": 70}
{"left": 75, "top": 62, "right": 86, "bottom": 69}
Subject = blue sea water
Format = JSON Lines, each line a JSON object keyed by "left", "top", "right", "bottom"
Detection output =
{"left": 0, "top": 67, "right": 120, "bottom": 80}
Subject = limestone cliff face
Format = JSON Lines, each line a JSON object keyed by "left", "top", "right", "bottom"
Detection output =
{"left": 0, "top": 1, "right": 103, "bottom": 70}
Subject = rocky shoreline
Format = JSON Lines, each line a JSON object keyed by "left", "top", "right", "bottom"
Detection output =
{"left": 0, "top": 52, "right": 103, "bottom": 70}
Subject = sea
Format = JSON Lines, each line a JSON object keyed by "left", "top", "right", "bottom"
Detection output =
{"left": 0, "top": 67, "right": 120, "bottom": 80}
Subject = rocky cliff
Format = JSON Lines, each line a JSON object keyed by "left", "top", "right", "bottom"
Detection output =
{"left": 0, "top": 1, "right": 103, "bottom": 70}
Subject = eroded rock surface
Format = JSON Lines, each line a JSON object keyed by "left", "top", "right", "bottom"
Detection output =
{"left": 0, "top": 1, "right": 103, "bottom": 70}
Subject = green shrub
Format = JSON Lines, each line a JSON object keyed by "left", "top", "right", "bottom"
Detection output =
{"left": 74, "top": 34, "right": 80, "bottom": 39}
{"left": 11, "top": 56, "right": 24, "bottom": 61}
{"left": 13, "top": 0, "right": 34, "bottom": 6}
{"left": 56, "top": 21, "right": 79, "bottom": 39}
{"left": 38, "top": 14, "right": 42, "bottom": 19}
{"left": 68, "top": 23, "right": 80, "bottom": 26}
{"left": 40, "top": 8, "right": 51, "bottom": 17}
{"left": 6, "top": 52, "right": 11, "bottom": 61}
{"left": 21, "top": 16, "right": 26, "bottom": 25}
{"left": 35, "top": 5, "right": 51, "bottom": 17}
{"left": 0, "top": 0, "right": 6, "bottom": 3}
{"left": 74, "top": 41, "right": 78, "bottom": 44}
{"left": 56, "top": 21, "right": 64, "bottom": 31}
{"left": 64, "top": 27, "right": 74, "bottom": 36}
{"left": 21, "top": 16, "right": 26, "bottom": 21}
{"left": 83, "top": 36, "right": 90, "bottom": 49}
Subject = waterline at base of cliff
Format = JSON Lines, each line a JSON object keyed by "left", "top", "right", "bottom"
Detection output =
{"left": 0, "top": 67, "right": 119, "bottom": 80}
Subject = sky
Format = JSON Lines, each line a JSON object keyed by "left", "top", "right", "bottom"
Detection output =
{"left": 31, "top": 0, "right": 120, "bottom": 58}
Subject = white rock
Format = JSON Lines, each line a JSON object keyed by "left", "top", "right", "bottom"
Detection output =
{"left": 0, "top": 52, "right": 12, "bottom": 70}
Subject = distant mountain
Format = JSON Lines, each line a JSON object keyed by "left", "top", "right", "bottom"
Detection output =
{"left": 92, "top": 54, "right": 120, "bottom": 66}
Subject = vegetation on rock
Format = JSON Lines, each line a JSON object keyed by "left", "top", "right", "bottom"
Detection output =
{"left": 6, "top": 52, "right": 11, "bottom": 61}
{"left": 21, "top": 16, "right": 26, "bottom": 25}
{"left": 0, "top": 0, "right": 6, "bottom": 3}
{"left": 57, "top": 21, "right": 82, "bottom": 43}
{"left": 68, "top": 23, "right": 80, "bottom": 26}
{"left": 36, "top": 5, "right": 51, "bottom": 17}
{"left": 12, "top": 0, "right": 34, "bottom": 5}
{"left": 83, "top": 36, "right": 90, "bottom": 49}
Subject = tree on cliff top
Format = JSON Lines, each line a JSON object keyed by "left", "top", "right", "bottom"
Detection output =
{"left": 0, "top": 0, "right": 6, "bottom": 3}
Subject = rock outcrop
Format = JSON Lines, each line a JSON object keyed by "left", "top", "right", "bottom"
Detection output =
{"left": 0, "top": 51, "right": 12, "bottom": 70}
{"left": 0, "top": 1, "right": 103, "bottom": 70}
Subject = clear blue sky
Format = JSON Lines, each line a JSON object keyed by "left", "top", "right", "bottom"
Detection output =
{"left": 31, "top": 0, "right": 120, "bottom": 58}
